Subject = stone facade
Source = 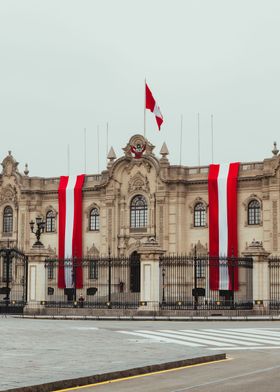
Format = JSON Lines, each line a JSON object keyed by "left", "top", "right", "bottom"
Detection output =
{"left": 0, "top": 135, "right": 280, "bottom": 257}
{"left": 1, "top": 135, "right": 280, "bottom": 309}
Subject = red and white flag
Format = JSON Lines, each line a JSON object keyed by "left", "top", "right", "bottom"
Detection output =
{"left": 58, "top": 174, "right": 85, "bottom": 289}
{"left": 146, "top": 83, "right": 163, "bottom": 130}
{"left": 208, "top": 163, "right": 240, "bottom": 291}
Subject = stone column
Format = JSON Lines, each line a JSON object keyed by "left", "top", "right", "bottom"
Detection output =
{"left": 24, "top": 246, "right": 51, "bottom": 314}
{"left": 138, "top": 239, "right": 165, "bottom": 311}
{"left": 242, "top": 240, "right": 270, "bottom": 308}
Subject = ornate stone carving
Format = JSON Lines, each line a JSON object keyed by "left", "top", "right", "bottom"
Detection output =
{"left": 128, "top": 172, "right": 150, "bottom": 194}
{"left": 190, "top": 240, "right": 208, "bottom": 255}
{"left": 87, "top": 243, "right": 100, "bottom": 256}
{"left": 122, "top": 134, "right": 155, "bottom": 158}
{"left": 0, "top": 184, "right": 18, "bottom": 206}
{"left": 1, "top": 151, "right": 19, "bottom": 177}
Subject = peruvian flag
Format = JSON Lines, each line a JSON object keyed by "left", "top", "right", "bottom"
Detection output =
{"left": 146, "top": 83, "right": 163, "bottom": 130}
{"left": 208, "top": 163, "right": 240, "bottom": 291}
{"left": 58, "top": 175, "right": 85, "bottom": 289}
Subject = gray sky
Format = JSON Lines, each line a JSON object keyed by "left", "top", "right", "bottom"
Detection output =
{"left": 1, "top": 0, "right": 280, "bottom": 177}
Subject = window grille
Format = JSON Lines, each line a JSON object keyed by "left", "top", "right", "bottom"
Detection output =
{"left": 194, "top": 203, "right": 206, "bottom": 227}
{"left": 3, "top": 206, "right": 13, "bottom": 234}
{"left": 130, "top": 195, "right": 147, "bottom": 228}
{"left": 89, "top": 208, "right": 100, "bottom": 231}
{"left": 248, "top": 200, "right": 261, "bottom": 225}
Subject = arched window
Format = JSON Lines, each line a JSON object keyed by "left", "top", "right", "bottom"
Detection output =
{"left": 46, "top": 210, "right": 56, "bottom": 233}
{"left": 3, "top": 206, "right": 13, "bottom": 234}
{"left": 194, "top": 203, "right": 206, "bottom": 227}
{"left": 130, "top": 195, "right": 147, "bottom": 228}
{"left": 89, "top": 208, "right": 100, "bottom": 231}
{"left": 248, "top": 200, "right": 261, "bottom": 225}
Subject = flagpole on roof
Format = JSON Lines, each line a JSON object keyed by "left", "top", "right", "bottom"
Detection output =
{"left": 67, "top": 144, "right": 70, "bottom": 176}
{"left": 211, "top": 114, "right": 214, "bottom": 164}
{"left": 179, "top": 114, "right": 183, "bottom": 165}
{"left": 97, "top": 125, "right": 100, "bottom": 174}
{"left": 106, "top": 122, "right": 109, "bottom": 156}
{"left": 197, "top": 112, "right": 200, "bottom": 166}
{"left": 84, "top": 128, "right": 87, "bottom": 174}
{"left": 144, "top": 78, "right": 146, "bottom": 138}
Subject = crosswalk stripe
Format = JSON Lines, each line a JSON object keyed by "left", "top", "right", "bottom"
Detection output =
{"left": 173, "top": 330, "right": 258, "bottom": 346}
{"left": 226, "top": 329, "right": 280, "bottom": 339}
{"left": 224, "top": 329, "right": 280, "bottom": 341}
{"left": 117, "top": 328, "right": 280, "bottom": 349}
{"left": 201, "top": 329, "right": 280, "bottom": 345}
{"left": 117, "top": 330, "right": 205, "bottom": 347}
{"left": 136, "top": 330, "right": 229, "bottom": 347}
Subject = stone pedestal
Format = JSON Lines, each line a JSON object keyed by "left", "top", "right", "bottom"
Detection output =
{"left": 138, "top": 240, "right": 165, "bottom": 311}
{"left": 242, "top": 240, "right": 270, "bottom": 308}
{"left": 24, "top": 245, "right": 51, "bottom": 313}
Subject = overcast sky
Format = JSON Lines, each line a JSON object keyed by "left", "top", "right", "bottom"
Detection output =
{"left": 1, "top": 0, "right": 280, "bottom": 177}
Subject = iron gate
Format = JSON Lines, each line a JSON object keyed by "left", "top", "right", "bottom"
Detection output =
{"left": 269, "top": 257, "right": 280, "bottom": 309}
{"left": 0, "top": 245, "right": 28, "bottom": 314}
{"left": 159, "top": 254, "right": 253, "bottom": 310}
{"left": 44, "top": 255, "right": 140, "bottom": 309}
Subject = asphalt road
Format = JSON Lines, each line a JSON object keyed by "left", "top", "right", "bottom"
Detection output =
{"left": 61, "top": 349, "right": 280, "bottom": 392}
{"left": 1, "top": 317, "right": 280, "bottom": 391}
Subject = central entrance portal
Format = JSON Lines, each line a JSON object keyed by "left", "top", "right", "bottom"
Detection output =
{"left": 130, "top": 251, "right": 140, "bottom": 293}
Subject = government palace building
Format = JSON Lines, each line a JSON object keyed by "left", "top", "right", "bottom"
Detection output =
{"left": 0, "top": 134, "right": 280, "bottom": 314}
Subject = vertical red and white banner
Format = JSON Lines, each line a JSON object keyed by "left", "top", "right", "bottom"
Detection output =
{"left": 58, "top": 174, "right": 85, "bottom": 289}
{"left": 208, "top": 162, "right": 240, "bottom": 291}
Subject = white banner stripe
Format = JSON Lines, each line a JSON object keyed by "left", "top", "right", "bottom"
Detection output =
{"left": 64, "top": 176, "right": 77, "bottom": 288}
{"left": 217, "top": 163, "right": 229, "bottom": 289}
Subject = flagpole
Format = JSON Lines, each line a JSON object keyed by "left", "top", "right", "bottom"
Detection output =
{"left": 97, "top": 125, "right": 100, "bottom": 174}
{"left": 84, "top": 128, "right": 87, "bottom": 174}
{"left": 144, "top": 78, "right": 146, "bottom": 138}
{"left": 106, "top": 122, "right": 109, "bottom": 156}
{"left": 211, "top": 114, "right": 214, "bottom": 164}
{"left": 179, "top": 114, "right": 183, "bottom": 165}
{"left": 197, "top": 112, "right": 200, "bottom": 166}
{"left": 67, "top": 144, "right": 70, "bottom": 176}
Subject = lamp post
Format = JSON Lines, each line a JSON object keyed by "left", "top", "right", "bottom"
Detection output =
{"left": 29, "top": 217, "right": 45, "bottom": 246}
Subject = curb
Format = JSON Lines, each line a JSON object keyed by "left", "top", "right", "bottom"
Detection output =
{"left": 5, "top": 353, "right": 226, "bottom": 392}
{"left": 13, "top": 314, "right": 280, "bottom": 321}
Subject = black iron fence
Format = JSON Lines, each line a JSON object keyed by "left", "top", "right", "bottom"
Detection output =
{"left": 269, "top": 257, "right": 280, "bottom": 309}
{"left": 44, "top": 255, "right": 140, "bottom": 309}
{"left": 159, "top": 254, "right": 253, "bottom": 310}
{"left": 0, "top": 246, "right": 28, "bottom": 314}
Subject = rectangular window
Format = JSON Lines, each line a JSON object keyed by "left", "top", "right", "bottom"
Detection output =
{"left": 48, "top": 263, "right": 54, "bottom": 280}
{"left": 2, "top": 258, "right": 12, "bottom": 282}
{"left": 195, "top": 259, "right": 205, "bottom": 278}
{"left": 89, "top": 261, "right": 98, "bottom": 279}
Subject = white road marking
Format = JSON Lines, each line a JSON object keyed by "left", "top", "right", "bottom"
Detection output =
{"left": 136, "top": 330, "right": 229, "bottom": 347}
{"left": 118, "top": 331, "right": 205, "bottom": 347}
{"left": 117, "top": 328, "right": 280, "bottom": 349}
{"left": 202, "top": 329, "right": 280, "bottom": 345}
{"left": 170, "top": 330, "right": 257, "bottom": 346}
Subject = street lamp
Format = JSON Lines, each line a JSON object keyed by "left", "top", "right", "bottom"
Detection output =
{"left": 30, "top": 217, "right": 45, "bottom": 246}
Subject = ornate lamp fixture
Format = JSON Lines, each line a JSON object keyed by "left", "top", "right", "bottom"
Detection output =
{"left": 30, "top": 217, "right": 45, "bottom": 246}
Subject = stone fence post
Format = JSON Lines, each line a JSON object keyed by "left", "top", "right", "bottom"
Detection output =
{"left": 138, "top": 240, "right": 165, "bottom": 311}
{"left": 242, "top": 240, "right": 270, "bottom": 308}
{"left": 24, "top": 246, "right": 51, "bottom": 314}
